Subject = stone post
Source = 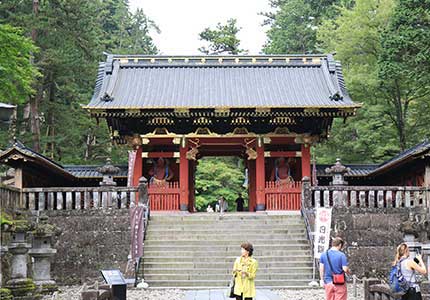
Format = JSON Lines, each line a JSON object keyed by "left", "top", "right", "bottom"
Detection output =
{"left": 301, "top": 176, "right": 311, "bottom": 208}
{"left": 5, "top": 212, "right": 36, "bottom": 300}
{"left": 325, "top": 159, "right": 350, "bottom": 207}
{"left": 97, "top": 158, "right": 120, "bottom": 208}
{"left": 28, "top": 215, "right": 58, "bottom": 294}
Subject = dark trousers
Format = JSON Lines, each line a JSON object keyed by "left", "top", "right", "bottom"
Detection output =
{"left": 235, "top": 294, "right": 252, "bottom": 300}
{"left": 401, "top": 288, "right": 422, "bottom": 300}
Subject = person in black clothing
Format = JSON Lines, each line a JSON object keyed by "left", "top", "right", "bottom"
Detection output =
{"left": 235, "top": 193, "right": 244, "bottom": 212}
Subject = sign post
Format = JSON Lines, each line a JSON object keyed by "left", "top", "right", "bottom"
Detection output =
{"left": 312, "top": 208, "right": 332, "bottom": 286}
{"left": 101, "top": 269, "right": 127, "bottom": 300}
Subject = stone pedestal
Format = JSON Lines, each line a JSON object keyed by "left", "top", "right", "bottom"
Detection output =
{"left": 29, "top": 215, "right": 58, "bottom": 294}
{"left": 5, "top": 218, "right": 36, "bottom": 300}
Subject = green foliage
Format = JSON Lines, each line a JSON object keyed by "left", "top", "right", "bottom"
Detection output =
{"left": 263, "top": 0, "right": 318, "bottom": 53}
{"left": 195, "top": 157, "right": 248, "bottom": 212}
{"left": 262, "top": 0, "right": 354, "bottom": 54}
{"left": 315, "top": 0, "right": 399, "bottom": 163}
{"left": 198, "top": 18, "right": 246, "bottom": 54}
{"left": 378, "top": 0, "right": 430, "bottom": 149}
{"left": 0, "top": 0, "right": 157, "bottom": 164}
{"left": 0, "top": 24, "right": 40, "bottom": 104}
{"left": 315, "top": 0, "right": 430, "bottom": 162}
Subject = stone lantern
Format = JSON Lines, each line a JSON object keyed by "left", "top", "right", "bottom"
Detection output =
{"left": 28, "top": 215, "right": 58, "bottom": 294}
{"left": 325, "top": 158, "right": 350, "bottom": 186}
{"left": 97, "top": 158, "right": 120, "bottom": 187}
{"left": 5, "top": 211, "right": 35, "bottom": 300}
{"left": 97, "top": 158, "right": 120, "bottom": 208}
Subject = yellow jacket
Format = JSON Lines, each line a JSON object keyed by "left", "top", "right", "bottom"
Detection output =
{"left": 232, "top": 256, "right": 258, "bottom": 298}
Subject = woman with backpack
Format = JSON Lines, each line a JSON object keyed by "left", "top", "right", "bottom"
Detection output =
{"left": 393, "top": 243, "right": 427, "bottom": 300}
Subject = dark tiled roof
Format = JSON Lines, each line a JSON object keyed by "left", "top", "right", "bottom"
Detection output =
{"left": 64, "top": 165, "right": 128, "bottom": 178}
{"left": 316, "top": 164, "right": 378, "bottom": 177}
{"left": 85, "top": 54, "right": 359, "bottom": 110}
{"left": 0, "top": 141, "right": 75, "bottom": 180}
{"left": 369, "top": 140, "right": 430, "bottom": 175}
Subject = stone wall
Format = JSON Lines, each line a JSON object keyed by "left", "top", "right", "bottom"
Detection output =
{"left": 331, "top": 207, "right": 427, "bottom": 279}
{"left": 43, "top": 209, "right": 131, "bottom": 285}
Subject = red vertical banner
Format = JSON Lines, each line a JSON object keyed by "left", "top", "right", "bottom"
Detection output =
{"left": 130, "top": 206, "right": 144, "bottom": 260}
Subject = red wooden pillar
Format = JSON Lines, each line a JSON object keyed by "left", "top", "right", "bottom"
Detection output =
{"left": 249, "top": 161, "right": 257, "bottom": 212}
{"left": 179, "top": 142, "right": 189, "bottom": 211}
{"left": 132, "top": 146, "right": 143, "bottom": 187}
{"left": 301, "top": 144, "right": 311, "bottom": 178}
{"left": 255, "top": 141, "right": 266, "bottom": 211}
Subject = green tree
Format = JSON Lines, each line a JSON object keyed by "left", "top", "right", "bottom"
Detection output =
{"left": 195, "top": 157, "right": 248, "bottom": 212}
{"left": 0, "top": 24, "right": 39, "bottom": 105}
{"left": 314, "top": 0, "right": 399, "bottom": 163}
{"left": 262, "top": 0, "right": 354, "bottom": 54}
{"left": 263, "top": 0, "right": 318, "bottom": 53}
{"left": 0, "top": 0, "right": 158, "bottom": 164}
{"left": 378, "top": 0, "right": 430, "bottom": 150}
{"left": 198, "top": 18, "right": 246, "bottom": 55}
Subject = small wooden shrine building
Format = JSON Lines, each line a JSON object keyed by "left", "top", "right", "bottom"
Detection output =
{"left": 84, "top": 54, "right": 360, "bottom": 211}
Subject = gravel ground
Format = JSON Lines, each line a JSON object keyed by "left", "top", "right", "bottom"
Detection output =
{"left": 44, "top": 284, "right": 363, "bottom": 300}
{"left": 273, "top": 284, "right": 364, "bottom": 300}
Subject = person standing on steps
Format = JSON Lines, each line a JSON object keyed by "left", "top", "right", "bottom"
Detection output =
{"left": 319, "top": 237, "right": 351, "bottom": 300}
{"left": 232, "top": 242, "right": 258, "bottom": 300}
{"left": 235, "top": 193, "right": 245, "bottom": 212}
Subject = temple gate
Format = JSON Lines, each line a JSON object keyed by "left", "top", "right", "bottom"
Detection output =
{"left": 85, "top": 54, "right": 359, "bottom": 211}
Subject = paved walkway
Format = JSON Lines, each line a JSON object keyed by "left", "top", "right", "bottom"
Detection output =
{"left": 185, "top": 289, "right": 281, "bottom": 300}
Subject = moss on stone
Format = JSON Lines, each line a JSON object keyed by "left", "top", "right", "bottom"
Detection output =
{"left": 0, "top": 212, "right": 13, "bottom": 226}
{"left": 7, "top": 278, "right": 36, "bottom": 297}
{"left": 0, "top": 288, "right": 13, "bottom": 300}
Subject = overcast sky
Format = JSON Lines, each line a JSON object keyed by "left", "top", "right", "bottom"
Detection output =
{"left": 128, "top": 0, "right": 272, "bottom": 55}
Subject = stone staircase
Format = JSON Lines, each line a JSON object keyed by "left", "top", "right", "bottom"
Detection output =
{"left": 140, "top": 212, "right": 314, "bottom": 289}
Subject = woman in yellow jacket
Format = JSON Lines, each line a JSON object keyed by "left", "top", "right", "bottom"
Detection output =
{"left": 232, "top": 242, "right": 258, "bottom": 300}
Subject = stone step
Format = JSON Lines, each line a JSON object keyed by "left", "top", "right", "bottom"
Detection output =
{"left": 144, "top": 238, "right": 309, "bottom": 246}
{"left": 149, "top": 213, "right": 301, "bottom": 221}
{"left": 144, "top": 279, "right": 313, "bottom": 287}
{"left": 144, "top": 273, "right": 312, "bottom": 281}
{"left": 145, "top": 233, "right": 307, "bottom": 241}
{"left": 143, "top": 249, "right": 311, "bottom": 257}
{"left": 143, "top": 266, "right": 313, "bottom": 274}
{"left": 149, "top": 219, "right": 304, "bottom": 225}
{"left": 143, "top": 261, "right": 314, "bottom": 269}
{"left": 143, "top": 258, "right": 312, "bottom": 270}
{"left": 144, "top": 243, "right": 309, "bottom": 252}
{"left": 148, "top": 226, "right": 305, "bottom": 233}
{"left": 143, "top": 255, "right": 312, "bottom": 263}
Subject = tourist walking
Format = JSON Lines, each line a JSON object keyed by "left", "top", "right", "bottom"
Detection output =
{"left": 235, "top": 193, "right": 245, "bottom": 212}
{"left": 319, "top": 237, "right": 351, "bottom": 300}
{"left": 393, "top": 243, "right": 427, "bottom": 300}
{"left": 232, "top": 242, "right": 258, "bottom": 300}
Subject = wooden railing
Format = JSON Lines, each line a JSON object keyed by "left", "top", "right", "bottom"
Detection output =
{"left": 363, "top": 278, "right": 403, "bottom": 300}
{"left": 309, "top": 186, "right": 429, "bottom": 208}
{"left": 265, "top": 181, "right": 302, "bottom": 210}
{"left": 0, "top": 184, "right": 24, "bottom": 210}
{"left": 148, "top": 181, "right": 180, "bottom": 211}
